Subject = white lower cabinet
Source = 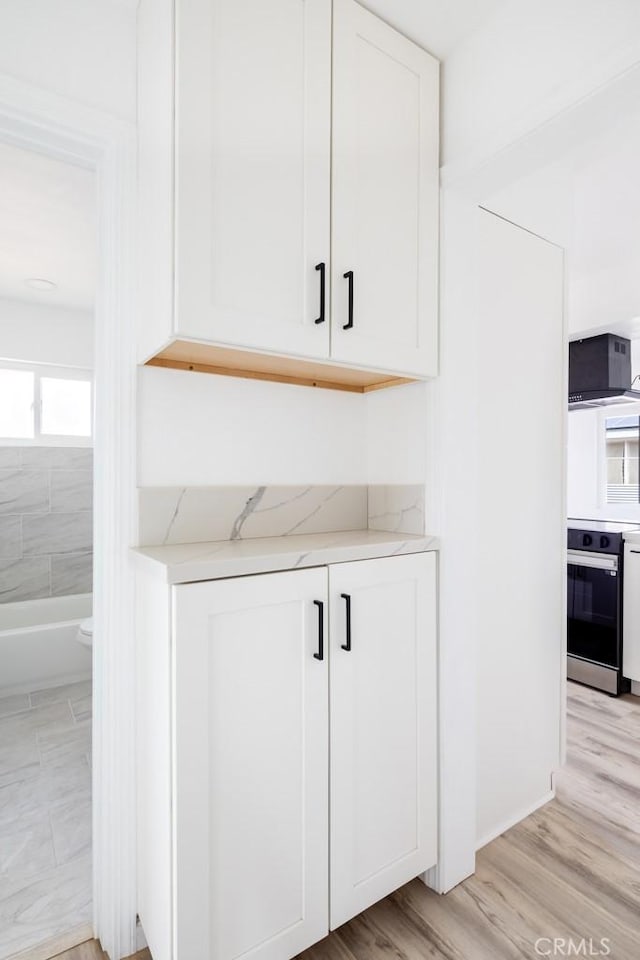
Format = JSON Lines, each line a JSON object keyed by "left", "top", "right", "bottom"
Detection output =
{"left": 136, "top": 552, "right": 437, "bottom": 960}
{"left": 329, "top": 553, "right": 438, "bottom": 928}
{"left": 623, "top": 544, "right": 640, "bottom": 682}
{"left": 172, "top": 567, "right": 329, "bottom": 960}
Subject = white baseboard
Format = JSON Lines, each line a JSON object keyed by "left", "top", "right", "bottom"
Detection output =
{"left": 135, "top": 920, "right": 148, "bottom": 952}
{"left": 421, "top": 859, "right": 475, "bottom": 895}
{"left": 476, "top": 789, "right": 555, "bottom": 851}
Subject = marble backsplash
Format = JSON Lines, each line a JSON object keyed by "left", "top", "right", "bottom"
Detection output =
{"left": 368, "top": 485, "right": 425, "bottom": 536}
{"left": 0, "top": 446, "right": 93, "bottom": 603}
{"left": 138, "top": 484, "right": 425, "bottom": 546}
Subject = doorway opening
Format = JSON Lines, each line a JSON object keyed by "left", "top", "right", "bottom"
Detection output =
{"left": 0, "top": 139, "right": 96, "bottom": 959}
{"left": 0, "top": 78, "right": 137, "bottom": 960}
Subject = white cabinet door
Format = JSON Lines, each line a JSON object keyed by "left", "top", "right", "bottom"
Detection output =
{"left": 176, "top": 0, "right": 332, "bottom": 359}
{"left": 328, "top": 552, "right": 438, "bottom": 929}
{"left": 624, "top": 544, "right": 640, "bottom": 681}
{"left": 331, "top": 0, "right": 439, "bottom": 376}
{"left": 172, "top": 567, "right": 329, "bottom": 960}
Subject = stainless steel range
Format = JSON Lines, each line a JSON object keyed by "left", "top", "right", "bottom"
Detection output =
{"left": 567, "top": 519, "right": 640, "bottom": 695}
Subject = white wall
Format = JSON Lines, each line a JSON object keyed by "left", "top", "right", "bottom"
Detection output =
{"left": 138, "top": 366, "right": 370, "bottom": 486}
{"left": 442, "top": 0, "right": 640, "bottom": 169}
{"left": 484, "top": 159, "right": 575, "bottom": 249}
{"left": 482, "top": 111, "right": 640, "bottom": 341}
{"left": 0, "top": 296, "right": 94, "bottom": 368}
{"left": 138, "top": 368, "right": 429, "bottom": 488}
{"left": 365, "top": 382, "right": 428, "bottom": 485}
{"left": 569, "top": 123, "right": 640, "bottom": 337}
{"left": 475, "top": 208, "right": 564, "bottom": 848}
{"left": 567, "top": 409, "right": 601, "bottom": 519}
{"left": 567, "top": 407, "right": 640, "bottom": 524}
{"left": 0, "top": 0, "right": 136, "bottom": 121}
{"left": 567, "top": 342, "right": 640, "bottom": 523}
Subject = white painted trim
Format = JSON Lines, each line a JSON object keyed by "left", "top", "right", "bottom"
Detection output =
{"left": 476, "top": 789, "right": 555, "bottom": 852}
{"left": 92, "top": 121, "right": 138, "bottom": 960}
{"left": 0, "top": 75, "right": 138, "bottom": 959}
{"left": 560, "top": 246, "right": 570, "bottom": 772}
{"left": 420, "top": 189, "right": 479, "bottom": 895}
{"left": 135, "top": 921, "right": 148, "bottom": 953}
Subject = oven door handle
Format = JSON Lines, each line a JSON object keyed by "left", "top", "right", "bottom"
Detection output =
{"left": 567, "top": 549, "right": 619, "bottom": 571}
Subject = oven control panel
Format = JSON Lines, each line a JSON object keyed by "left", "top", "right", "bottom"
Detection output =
{"left": 567, "top": 529, "right": 623, "bottom": 554}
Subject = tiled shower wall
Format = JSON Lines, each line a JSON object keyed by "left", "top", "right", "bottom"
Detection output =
{"left": 0, "top": 447, "right": 93, "bottom": 603}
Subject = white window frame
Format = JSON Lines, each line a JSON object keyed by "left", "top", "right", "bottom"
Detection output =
{"left": 0, "top": 358, "right": 94, "bottom": 446}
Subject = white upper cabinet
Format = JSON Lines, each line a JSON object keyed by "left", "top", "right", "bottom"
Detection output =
{"left": 138, "top": 0, "right": 439, "bottom": 380}
{"left": 328, "top": 552, "right": 438, "bottom": 928}
{"left": 175, "top": 0, "right": 332, "bottom": 359}
{"left": 331, "top": 0, "right": 439, "bottom": 376}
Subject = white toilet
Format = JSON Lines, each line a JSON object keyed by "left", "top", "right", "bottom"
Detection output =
{"left": 77, "top": 617, "right": 94, "bottom": 648}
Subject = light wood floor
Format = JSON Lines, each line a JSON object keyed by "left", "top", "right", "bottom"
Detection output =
{"left": 50, "top": 682, "right": 640, "bottom": 960}
{"left": 294, "top": 681, "right": 640, "bottom": 960}
{"left": 38, "top": 946, "right": 150, "bottom": 960}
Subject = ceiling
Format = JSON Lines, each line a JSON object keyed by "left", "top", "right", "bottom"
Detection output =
{"left": 357, "top": 0, "right": 506, "bottom": 59}
{"left": 101, "top": 0, "right": 508, "bottom": 58}
{"left": 0, "top": 141, "right": 96, "bottom": 312}
{"left": 484, "top": 101, "right": 640, "bottom": 343}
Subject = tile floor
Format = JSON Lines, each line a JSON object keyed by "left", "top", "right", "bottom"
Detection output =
{"left": 0, "top": 680, "right": 92, "bottom": 959}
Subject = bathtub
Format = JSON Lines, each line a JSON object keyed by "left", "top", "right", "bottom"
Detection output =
{"left": 0, "top": 593, "right": 92, "bottom": 696}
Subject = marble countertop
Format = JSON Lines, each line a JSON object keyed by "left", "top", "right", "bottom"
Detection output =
{"left": 134, "top": 529, "right": 439, "bottom": 584}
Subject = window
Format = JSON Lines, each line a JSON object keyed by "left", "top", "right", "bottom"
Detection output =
{"left": 40, "top": 377, "right": 92, "bottom": 437}
{"left": 0, "top": 369, "right": 35, "bottom": 438}
{"left": 0, "top": 362, "right": 93, "bottom": 443}
{"left": 605, "top": 415, "right": 640, "bottom": 504}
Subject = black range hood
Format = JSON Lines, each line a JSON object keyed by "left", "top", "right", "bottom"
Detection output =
{"left": 569, "top": 333, "right": 640, "bottom": 409}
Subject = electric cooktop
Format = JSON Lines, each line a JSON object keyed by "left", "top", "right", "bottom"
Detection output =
{"left": 568, "top": 518, "right": 640, "bottom": 535}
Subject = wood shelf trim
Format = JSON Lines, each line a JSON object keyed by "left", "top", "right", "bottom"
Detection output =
{"left": 145, "top": 341, "right": 419, "bottom": 393}
{"left": 362, "top": 377, "right": 415, "bottom": 393}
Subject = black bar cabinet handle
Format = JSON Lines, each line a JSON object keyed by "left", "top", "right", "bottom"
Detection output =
{"left": 343, "top": 270, "right": 354, "bottom": 329}
{"left": 314, "top": 262, "right": 326, "bottom": 325}
{"left": 313, "top": 600, "right": 324, "bottom": 661}
{"left": 340, "top": 593, "right": 351, "bottom": 651}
